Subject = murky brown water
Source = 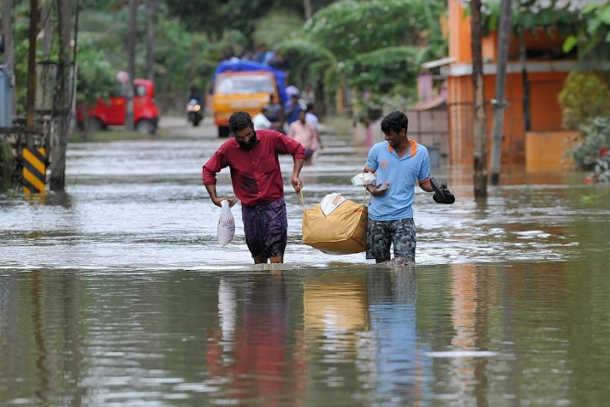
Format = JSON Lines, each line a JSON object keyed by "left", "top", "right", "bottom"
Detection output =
{"left": 1, "top": 119, "right": 609, "bottom": 405}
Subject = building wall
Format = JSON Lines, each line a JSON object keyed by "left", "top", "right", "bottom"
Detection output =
{"left": 448, "top": 71, "right": 568, "bottom": 167}
{"left": 446, "top": 0, "right": 571, "bottom": 168}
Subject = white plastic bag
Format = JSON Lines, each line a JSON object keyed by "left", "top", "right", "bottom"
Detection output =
{"left": 351, "top": 172, "right": 376, "bottom": 186}
{"left": 217, "top": 200, "right": 235, "bottom": 246}
{"left": 320, "top": 193, "right": 346, "bottom": 216}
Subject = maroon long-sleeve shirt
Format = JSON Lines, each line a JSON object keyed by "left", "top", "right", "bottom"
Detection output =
{"left": 202, "top": 129, "right": 306, "bottom": 206}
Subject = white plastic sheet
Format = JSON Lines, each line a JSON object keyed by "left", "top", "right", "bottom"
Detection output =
{"left": 351, "top": 172, "right": 376, "bottom": 186}
{"left": 319, "top": 193, "right": 346, "bottom": 217}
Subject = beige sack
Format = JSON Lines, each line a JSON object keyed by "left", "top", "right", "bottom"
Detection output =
{"left": 302, "top": 198, "right": 368, "bottom": 254}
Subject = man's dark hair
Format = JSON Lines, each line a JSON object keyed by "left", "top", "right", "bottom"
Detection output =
{"left": 380, "top": 111, "right": 409, "bottom": 134}
{"left": 228, "top": 111, "right": 253, "bottom": 133}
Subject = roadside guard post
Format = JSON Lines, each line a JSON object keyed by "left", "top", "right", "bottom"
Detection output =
{"left": 21, "top": 147, "right": 47, "bottom": 195}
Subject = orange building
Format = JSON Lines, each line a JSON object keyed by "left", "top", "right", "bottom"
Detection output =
{"left": 444, "top": 0, "right": 578, "bottom": 169}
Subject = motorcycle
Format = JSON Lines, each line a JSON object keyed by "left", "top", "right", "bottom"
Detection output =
{"left": 187, "top": 98, "right": 203, "bottom": 127}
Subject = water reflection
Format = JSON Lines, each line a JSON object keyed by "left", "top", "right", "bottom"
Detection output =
{"left": 365, "top": 269, "right": 425, "bottom": 405}
{"left": 1, "top": 124, "right": 609, "bottom": 405}
{"left": 205, "top": 273, "right": 306, "bottom": 405}
{"left": 1, "top": 262, "right": 610, "bottom": 405}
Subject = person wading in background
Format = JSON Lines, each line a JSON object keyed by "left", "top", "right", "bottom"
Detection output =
{"left": 288, "top": 110, "right": 322, "bottom": 164}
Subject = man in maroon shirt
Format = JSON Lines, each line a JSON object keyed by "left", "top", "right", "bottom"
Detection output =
{"left": 203, "top": 111, "right": 305, "bottom": 264}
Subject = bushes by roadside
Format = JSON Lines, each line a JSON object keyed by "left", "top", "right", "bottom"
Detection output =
{"left": 0, "top": 138, "right": 18, "bottom": 193}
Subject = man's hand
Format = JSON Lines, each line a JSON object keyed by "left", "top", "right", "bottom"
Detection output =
{"left": 430, "top": 178, "right": 455, "bottom": 204}
{"left": 291, "top": 175, "right": 303, "bottom": 193}
{"left": 367, "top": 182, "right": 390, "bottom": 196}
{"left": 212, "top": 196, "right": 237, "bottom": 207}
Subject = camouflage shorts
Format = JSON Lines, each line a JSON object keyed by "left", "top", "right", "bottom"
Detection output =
{"left": 366, "top": 218, "right": 416, "bottom": 263}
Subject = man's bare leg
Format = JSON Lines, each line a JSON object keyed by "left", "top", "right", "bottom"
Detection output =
{"left": 270, "top": 256, "right": 284, "bottom": 264}
{"left": 254, "top": 255, "right": 268, "bottom": 264}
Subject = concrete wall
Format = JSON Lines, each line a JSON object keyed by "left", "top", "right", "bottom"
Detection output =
{"left": 446, "top": 0, "right": 572, "bottom": 168}
{"left": 525, "top": 131, "right": 581, "bottom": 172}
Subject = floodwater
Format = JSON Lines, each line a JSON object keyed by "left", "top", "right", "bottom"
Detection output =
{"left": 1, "top": 118, "right": 609, "bottom": 406}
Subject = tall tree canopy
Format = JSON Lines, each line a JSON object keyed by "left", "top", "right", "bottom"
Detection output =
{"left": 165, "top": 0, "right": 335, "bottom": 40}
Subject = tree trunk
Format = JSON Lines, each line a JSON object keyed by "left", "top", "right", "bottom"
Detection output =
{"left": 126, "top": 0, "right": 137, "bottom": 131}
{"left": 49, "top": 0, "right": 73, "bottom": 191}
{"left": 2, "top": 0, "right": 16, "bottom": 117}
{"left": 26, "top": 0, "right": 39, "bottom": 130}
{"left": 303, "top": 0, "right": 312, "bottom": 19}
{"left": 146, "top": 0, "right": 155, "bottom": 81}
{"left": 471, "top": 0, "right": 487, "bottom": 198}
{"left": 41, "top": 0, "right": 53, "bottom": 56}
{"left": 490, "top": 0, "right": 512, "bottom": 185}
{"left": 520, "top": 29, "right": 531, "bottom": 133}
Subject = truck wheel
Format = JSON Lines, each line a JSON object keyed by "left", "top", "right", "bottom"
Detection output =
{"left": 136, "top": 119, "right": 156, "bottom": 135}
{"left": 88, "top": 117, "right": 104, "bottom": 132}
{"left": 218, "top": 126, "right": 229, "bottom": 138}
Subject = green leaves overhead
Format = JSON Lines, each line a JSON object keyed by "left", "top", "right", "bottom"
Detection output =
{"left": 278, "top": 0, "right": 447, "bottom": 108}
{"left": 480, "top": 0, "right": 610, "bottom": 62}
{"left": 304, "top": 0, "right": 432, "bottom": 60}
{"left": 346, "top": 46, "right": 423, "bottom": 95}
{"left": 252, "top": 10, "right": 304, "bottom": 47}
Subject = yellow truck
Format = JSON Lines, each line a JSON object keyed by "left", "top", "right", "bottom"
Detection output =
{"left": 210, "top": 60, "right": 286, "bottom": 138}
{"left": 212, "top": 71, "right": 279, "bottom": 138}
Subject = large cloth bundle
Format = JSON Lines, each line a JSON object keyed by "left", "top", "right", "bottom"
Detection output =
{"left": 302, "top": 194, "right": 368, "bottom": 254}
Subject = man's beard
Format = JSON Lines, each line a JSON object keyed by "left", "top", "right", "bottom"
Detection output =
{"left": 238, "top": 135, "right": 257, "bottom": 150}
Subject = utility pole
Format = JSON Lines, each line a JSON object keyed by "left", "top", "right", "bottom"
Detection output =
{"left": 26, "top": 0, "right": 39, "bottom": 130}
{"left": 471, "top": 0, "right": 487, "bottom": 199}
{"left": 126, "top": 0, "right": 136, "bottom": 130}
{"left": 490, "top": 0, "right": 513, "bottom": 185}
{"left": 146, "top": 0, "right": 155, "bottom": 81}
{"left": 49, "top": 0, "right": 73, "bottom": 191}
{"left": 303, "top": 0, "right": 312, "bottom": 19}
{"left": 519, "top": 29, "right": 531, "bottom": 133}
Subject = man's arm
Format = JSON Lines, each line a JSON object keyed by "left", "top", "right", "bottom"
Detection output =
{"left": 291, "top": 158, "right": 305, "bottom": 192}
{"left": 202, "top": 150, "right": 237, "bottom": 207}
{"left": 272, "top": 131, "right": 306, "bottom": 192}
{"left": 204, "top": 183, "right": 237, "bottom": 208}
{"left": 418, "top": 147, "right": 433, "bottom": 192}
{"left": 419, "top": 178, "right": 434, "bottom": 192}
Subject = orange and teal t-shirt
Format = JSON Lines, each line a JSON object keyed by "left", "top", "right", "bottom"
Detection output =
{"left": 364, "top": 140, "right": 430, "bottom": 221}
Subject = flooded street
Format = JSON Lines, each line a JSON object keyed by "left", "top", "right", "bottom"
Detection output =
{"left": 1, "top": 118, "right": 609, "bottom": 406}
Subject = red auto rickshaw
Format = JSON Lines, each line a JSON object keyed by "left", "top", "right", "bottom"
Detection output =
{"left": 77, "top": 79, "right": 159, "bottom": 134}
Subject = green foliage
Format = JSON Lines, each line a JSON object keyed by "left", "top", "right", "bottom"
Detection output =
{"left": 480, "top": 0, "right": 584, "bottom": 34}
{"left": 165, "top": 0, "right": 335, "bottom": 40}
{"left": 277, "top": 38, "right": 337, "bottom": 87}
{"left": 588, "top": 154, "right": 610, "bottom": 184}
{"left": 276, "top": 38, "right": 339, "bottom": 111}
{"left": 252, "top": 9, "right": 303, "bottom": 47}
{"left": 0, "top": 139, "right": 18, "bottom": 192}
{"left": 75, "top": 36, "right": 116, "bottom": 103}
{"left": 304, "top": 0, "right": 439, "bottom": 61}
{"left": 345, "top": 46, "right": 423, "bottom": 96}
{"left": 279, "top": 0, "right": 447, "bottom": 113}
{"left": 562, "top": 2, "right": 610, "bottom": 61}
{"left": 569, "top": 117, "right": 610, "bottom": 170}
{"left": 11, "top": 1, "right": 31, "bottom": 114}
{"left": 558, "top": 72, "right": 610, "bottom": 131}
{"left": 480, "top": 1, "right": 610, "bottom": 63}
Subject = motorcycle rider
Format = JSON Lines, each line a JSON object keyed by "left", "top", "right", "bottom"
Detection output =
{"left": 187, "top": 85, "right": 204, "bottom": 126}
